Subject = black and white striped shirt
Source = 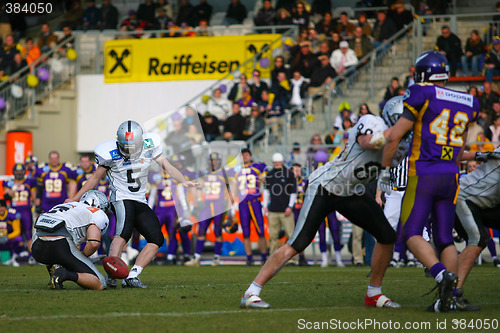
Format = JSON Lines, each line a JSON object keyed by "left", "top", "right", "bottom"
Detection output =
{"left": 391, "top": 156, "right": 408, "bottom": 190}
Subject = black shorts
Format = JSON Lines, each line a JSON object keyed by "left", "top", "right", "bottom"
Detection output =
{"left": 112, "top": 200, "right": 164, "bottom": 247}
{"left": 32, "top": 237, "right": 105, "bottom": 286}
{"left": 455, "top": 200, "right": 500, "bottom": 248}
{"left": 288, "top": 183, "right": 397, "bottom": 253}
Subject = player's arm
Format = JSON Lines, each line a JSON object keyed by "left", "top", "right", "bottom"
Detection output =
{"left": 8, "top": 218, "right": 21, "bottom": 239}
{"left": 82, "top": 224, "right": 101, "bottom": 257}
{"left": 67, "top": 179, "right": 77, "bottom": 199}
{"left": 154, "top": 155, "right": 199, "bottom": 187}
{"left": 66, "top": 166, "right": 107, "bottom": 202}
{"left": 147, "top": 185, "right": 157, "bottom": 209}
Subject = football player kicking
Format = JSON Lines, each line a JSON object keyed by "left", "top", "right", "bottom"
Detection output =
{"left": 241, "top": 98, "right": 407, "bottom": 309}
{"left": 67, "top": 121, "right": 198, "bottom": 288}
{"left": 451, "top": 148, "right": 500, "bottom": 311}
{"left": 379, "top": 51, "right": 479, "bottom": 312}
{"left": 32, "top": 191, "right": 109, "bottom": 290}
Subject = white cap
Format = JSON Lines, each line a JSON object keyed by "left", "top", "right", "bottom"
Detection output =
{"left": 272, "top": 153, "right": 284, "bottom": 162}
{"left": 339, "top": 41, "right": 349, "bottom": 48}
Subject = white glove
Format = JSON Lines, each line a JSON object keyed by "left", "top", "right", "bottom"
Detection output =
{"left": 377, "top": 167, "right": 392, "bottom": 195}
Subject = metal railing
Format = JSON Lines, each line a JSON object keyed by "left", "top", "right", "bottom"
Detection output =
{"left": 73, "top": 25, "right": 299, "bottom": 75}
{"left": 413, "top": 13, "right": 499, "bottom": 56}
{"left": 246, "top": 22, "right": 415, "bottom": 158}
{"left": 0, "top": 38, "right": 77, "bottom": 130}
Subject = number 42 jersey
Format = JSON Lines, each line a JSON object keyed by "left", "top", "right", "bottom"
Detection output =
{"left": 403, "top": 83, "right": 479, "bottom": 176}
{"left": 94, "top": 132, "right": 163, "bottom": 204}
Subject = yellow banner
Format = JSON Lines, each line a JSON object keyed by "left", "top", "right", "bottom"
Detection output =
{"left": 104, "top": 34, "right": 281, "bottom": 83}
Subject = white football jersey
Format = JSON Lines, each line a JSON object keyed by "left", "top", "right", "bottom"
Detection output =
{"left": 309, "top": 115, "right": 388, "bottom": 196}
{"left": 38, "top": 202, "right": 109, "bottom": 246}
{"left": 95, "top": 132, "right": 163, "bottom": 204}
{"left": 459, "top": 147, "right": 500, "bottom": 209}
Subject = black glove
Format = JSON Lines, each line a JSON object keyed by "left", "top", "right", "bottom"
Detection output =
{"left": 35, "top": 206, "right": 43, "bottom": 214}
{"left": 475, "top": 151, "right": 500, "bottom": 162}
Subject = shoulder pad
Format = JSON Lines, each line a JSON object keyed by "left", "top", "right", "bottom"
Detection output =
{"left": 95, "top": 140, "right": 121, "bottom": 162}
{"left": 143, "top": 132, "right": 162, "bottom": 150}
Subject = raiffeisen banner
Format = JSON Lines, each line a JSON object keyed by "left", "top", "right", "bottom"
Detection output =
{"left": 104, "top": 34, "right": 280, "bottom": 83}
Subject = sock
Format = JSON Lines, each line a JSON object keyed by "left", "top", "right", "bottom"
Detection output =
{"left": 214, "top": 241, "right": 222, "bottom": 256}
{"left": 335, "top": 251, "right": 342, "bottom": 263}
{"left": 493, "top": 256, "right": 498, "bottom": 260}
{"left": 127, "top": 265, "right": 143, "bottom": 279}
{"left": 430, "top": 262, "right": 446, "bottom": 282}
{"left": 195, "top": 239, "right": 205, "bottom": 255}
{"left": 247, "top": 254, "right": 253, "bottom": 261}
{"left": 452, "top": 288, "right": 457, "bottom": 297}
{"left": 321, "top": 252, "right": 328, "bottom": 263}
{"left": 299, "top": 253, "right": 305, "bottom": 260}
{"left": 245, "top": 281, "right": 262, "bottom": 297}
{"left": 65, "top": 270, "right": 78, "bottom": 282}
{"left": 167, "top": 254, "right": 175, "bottom": 260}
{"left": 261, "top": 253, "right": 267, "bottom": 261}
{"left": 367, "top": 285, "right": 382, "bottom": 297}
{"left": 392, "top": 252, "right": 400, "bottom": 261}
{"left": 194, "top": 253, "right": 201, "bottom": 259}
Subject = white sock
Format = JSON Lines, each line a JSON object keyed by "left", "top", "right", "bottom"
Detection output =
{"left": 435, "top": 270, "right": 444, "bottom": 283}
{"left": 335, "top": 251, "right": 342, "bottom": 263}
{"left": 127, "top": 265, "right": 143, "bottom": 279}
{"left": 321, "top": 252, "right": 328, "bottom": 263}
{"left": 392, "top": 252, "right": 400, "bottom": 261}
{"left": 493, "top": 256, "right": 498, "bottom": 260}
{"left": 245, "top": 281, "right": 262, "bottom": 297}
{"left": 407, "top": 252, "right": 415, "bottom": 261}
{"left": 367, "top": 285, "right": 382, "bottom": 297}
{"left": 167, "top": 254, "right": 175, "bottom": 260}
{"left": 194, "top": 253, "right": 201, "bottom": 259}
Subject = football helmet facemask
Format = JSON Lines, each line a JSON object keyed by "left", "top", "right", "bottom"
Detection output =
{"left": 117, "top": 120, "right": 144, "bottom": 161}
{"left": 13, "top": 163, "right": 25, "bottom": 180}
{"left": 382, "top": 96, "right": 404, "bottom": 127}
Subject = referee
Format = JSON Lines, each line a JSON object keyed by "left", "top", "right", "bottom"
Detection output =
{"left": 263, "top": 153, "right": 297, "bottom": 254}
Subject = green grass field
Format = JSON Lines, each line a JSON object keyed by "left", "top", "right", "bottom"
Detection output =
{"left": 1, "top": 264, "right": 499, "bottom": 333}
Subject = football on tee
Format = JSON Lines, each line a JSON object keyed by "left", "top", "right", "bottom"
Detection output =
{"left": 103, "top": 256, "right": 129, "bottom": 279}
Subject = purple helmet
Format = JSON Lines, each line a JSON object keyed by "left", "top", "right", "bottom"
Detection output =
{"left": 414, "top": 50, "right": 449, "bottom": 82}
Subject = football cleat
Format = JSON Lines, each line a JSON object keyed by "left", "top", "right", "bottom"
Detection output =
{"left": 106, "top": 275, "right": 117, "bottom": 289}
{"left": 426, "top": 299, "right": 443, "bottom": 312}
{"left": 47, "top": 264, "right": 62, "bottom": 289}
{"left": 336, "top": 259, "right": 345, "bottom": 267}
{"left": 365, "top": 294, "right": 401, "bottom": 308}
{"left": 453, "top": 288, "right": 481, "bottom": 311}
{"left": 122, "top": 277, "right": 148, "bottom": 288}
{"left": 320, "top": 260, "right": 328, "bottom": 268}
{"left": 184, "top": 257, "right": 201, "bottom": 267}
{"left": 240, "top": 294, "right": 270, "bottom": 309}
{"left": 389, "top": 259, "right": 398, "bottom": 267}
{"left": 211, "top": 257, "right": 220, "bottom": 266}
{"left": 437, "top": 271, "right": 458, "bottom": 312}
{"left": 493, "top": 258, "right": 500, "bottom": 268}
{"left": 50, "top": 267, "right": 66, "bottom": 290}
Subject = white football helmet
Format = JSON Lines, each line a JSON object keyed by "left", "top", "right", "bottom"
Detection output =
{"left": 382, "top": 96, "right": 404, "bottom": 127}
{"left": 80, "top": 190, "right": 110, "bottom": 214}
{"left": 116, "top": 120, "right": 144, "bottom": 160}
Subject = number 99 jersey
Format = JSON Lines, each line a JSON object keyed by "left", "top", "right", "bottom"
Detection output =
{"left": 94, "top": 132, "right": 163, "bottom": 204}
{"left": 309, "top": 115, "right": 388, "bottom": 197}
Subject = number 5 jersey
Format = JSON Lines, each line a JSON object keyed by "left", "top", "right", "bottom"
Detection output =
{"left": 95, "top": 132, "right": 163, "bottom": 204}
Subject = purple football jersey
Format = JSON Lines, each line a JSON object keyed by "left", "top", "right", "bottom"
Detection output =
{"left": 235, "top": 162, "right": 267, "bottom": 202}
{"left": 2, "top": 178, "right": 36, "bottom": 210}
{"left": 0, "top": 208, "right": 19, "bottom": 237}
{"left": 35, "top": 163, "right": 76, "bottom": 211}
{"left": 403, "top": 83, "right": 478, "bottom": 176}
